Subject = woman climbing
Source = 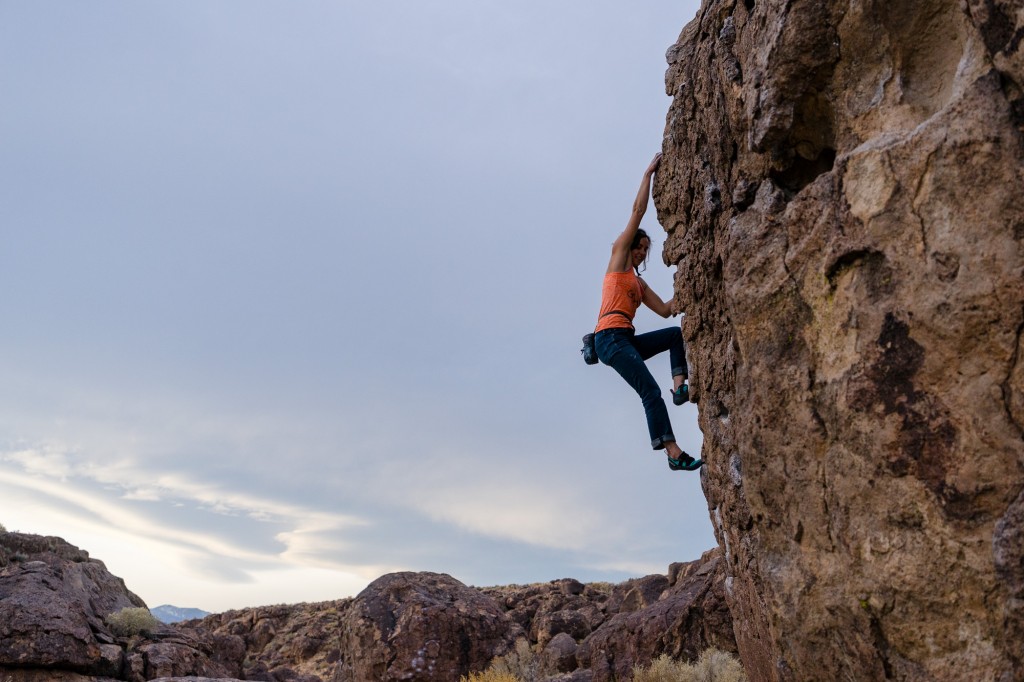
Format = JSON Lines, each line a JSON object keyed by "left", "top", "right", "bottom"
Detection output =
{"left": 593, "top": 152, "right": 701, "bottom": 472}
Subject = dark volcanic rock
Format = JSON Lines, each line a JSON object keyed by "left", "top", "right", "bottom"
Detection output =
{"left": 480, "top": 578, "right": 610, "bottom": 642}
{"left": 0, "top": 530, "right": 735, "bottom": 682}
{"left": 0, "top": 533, "right": 142, "bottom": 673}
{"left": 0, "top": 532, "right": 234, "bottom": 682}
{"left": 190, "top": 561, "right": 734, "bottom": 682}
{"left": 176, "top": 600, "right": 348, "bottom": 681}
{"left": 333, "top": 571, "right": 521, "bottom": 682}
{"left": 575, "top": 549, "right": 733, "bottom": 682}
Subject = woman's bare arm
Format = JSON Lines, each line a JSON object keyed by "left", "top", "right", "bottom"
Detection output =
{"left": 641, "top": 279, "right": 676, "bottom": 318}
{"left": 606, "top": 152, "right": 662, "bottom": 273}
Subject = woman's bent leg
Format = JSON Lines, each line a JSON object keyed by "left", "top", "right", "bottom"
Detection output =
{"left": 596, "top": 330, "right": 675, "bottom": 449}
{"left": 633, "top": 327, "right": 688, "bottom": 379}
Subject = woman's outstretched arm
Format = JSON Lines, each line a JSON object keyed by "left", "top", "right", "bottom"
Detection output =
{"left": 607, "top": 152, "right": 662, "bottom": 273}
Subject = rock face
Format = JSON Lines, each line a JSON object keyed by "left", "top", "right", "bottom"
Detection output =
{"left": 0, "top": 532, "right": 236, "bottom": 682}
{"left": 657, "top": 0, "right": 1024, "bottom": 680}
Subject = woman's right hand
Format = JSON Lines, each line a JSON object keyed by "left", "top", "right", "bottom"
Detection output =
{"left": 646, "top": 152, "right": 663, "bottom": 175}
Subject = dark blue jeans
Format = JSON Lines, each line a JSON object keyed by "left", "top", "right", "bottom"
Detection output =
{"left": 595, "top": 326, "right": 687, "bottom": 450}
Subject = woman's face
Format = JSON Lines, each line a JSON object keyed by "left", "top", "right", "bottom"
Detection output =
{"left": 630, "top": 237, "right": 650, "bottom": 268}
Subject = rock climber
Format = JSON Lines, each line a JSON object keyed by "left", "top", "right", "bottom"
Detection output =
{"left": 592, "top": 152, "right": 701, "bottom": 472}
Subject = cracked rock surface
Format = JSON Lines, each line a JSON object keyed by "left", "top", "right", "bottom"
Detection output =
{"left": 0, "top": 532, "right": 236, "bottom": 682}
{"left": 657, "top": 0, "right": 1024, "bottom": 679}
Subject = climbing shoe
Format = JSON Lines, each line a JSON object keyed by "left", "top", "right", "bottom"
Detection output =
{"left": 667, "top": 453, "right": 703, "bottom": 471}
{"left": 671, "top": 384, "right": 689, "bottom": 406}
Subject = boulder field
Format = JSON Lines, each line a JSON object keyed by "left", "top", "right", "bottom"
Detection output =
{"left": 0, "top": 531, "right": 733, "bottom": 681}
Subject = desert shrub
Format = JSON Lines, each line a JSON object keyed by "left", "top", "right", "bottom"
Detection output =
{"left": 632, "top": 649, "right": 747, "bottom": 682}
{"left": 487, "top": 638, "right": 540, "bottom": 682}
{"left": 460, "top": 639, "right": 539, "bottom": 682}
{"left": 105, "top": 607, "right": 160, "bottom": 637}
{"left": 459, "top": 671, "right": 521, "bottom": 682}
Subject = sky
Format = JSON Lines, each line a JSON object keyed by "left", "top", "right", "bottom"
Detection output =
{"left": 0, "top": 1, "right": 711, "bottom": 613}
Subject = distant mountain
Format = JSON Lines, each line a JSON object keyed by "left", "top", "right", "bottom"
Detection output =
{"left": 151, "top": 604, "right": 210, "bottom": 623}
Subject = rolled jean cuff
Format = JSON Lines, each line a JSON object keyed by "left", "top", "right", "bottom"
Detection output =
{"left": 671, "top": 366, "right": 686, "bottom": 377}
{"left": 651, "top": 434, "right": 676, "bottom": 450}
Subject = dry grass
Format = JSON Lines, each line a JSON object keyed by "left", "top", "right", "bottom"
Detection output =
{"left": 486, "top": 639, "right": 539, "bottom": 681}
{"left": 459, "top": 672, "right": 521, "bottom": 682}
{"left": 631, "top": 649, "right": 747, "bottom": 682}
{"left": 463, "top": 645, "right": 744, "bottom": 682}
{"left": 460, "top": 638, "right": 540, "bottom": 682}
{"left": 105, "top": 607, "right": 160, "bottom": 637}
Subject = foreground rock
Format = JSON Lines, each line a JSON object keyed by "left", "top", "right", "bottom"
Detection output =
{"left": 0, "top": 532, "right": 236, "bottom": 682}
{"left": 1, "top": 530, "right": 734, "bottom": 681}
{"left": 658, "top": 0, "right": 1024, "bottom": 679}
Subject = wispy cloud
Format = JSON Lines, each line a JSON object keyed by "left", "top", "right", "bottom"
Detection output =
{"left": 5, "top": 446, "right": 73, "bottom": 479}
{"left": 0, "top": 445, "right": 366, "bottom": 565}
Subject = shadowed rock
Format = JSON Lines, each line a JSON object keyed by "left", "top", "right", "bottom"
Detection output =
{"left": 575, "top": 550, "right": 734, "bottom": 682}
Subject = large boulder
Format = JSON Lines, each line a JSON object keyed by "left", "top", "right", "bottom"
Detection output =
{"left": 0, "top": 533, "right": 142, "bottom": 674}
{"left": 333, "top": 572, "right": 522, "bottom": 682}
{"left": 658, "top": 0, "right": 1024, "bottom": 679}
{"left": 0, "top": 532, "right": 234, "bottom": 682}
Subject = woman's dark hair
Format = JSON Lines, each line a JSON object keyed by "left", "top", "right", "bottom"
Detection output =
{"left": 631, "top": 228, "right": 651, "bottom": 274}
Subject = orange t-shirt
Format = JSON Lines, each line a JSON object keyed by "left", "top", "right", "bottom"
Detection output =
{"left": 595, "top": 271, "right": 645, "bottom": 332}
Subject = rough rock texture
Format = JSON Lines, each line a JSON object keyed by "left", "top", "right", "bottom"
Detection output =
{"left": 575, "top": 550, "right": 734, "bottom": 682}
{"left": 174, "top": 600, "right": 348, "bottom": 681}
{"left": 175, "top": 551, "right": 734, "bottom": 681}
{"left": 0, "top": 530, "right": 736, "bottom": 681}
{"left": 148, "top": 675, "right": 245, "bottom": 679}
{"left": 0, "top": 532, "right": 234, "bottom": 682}
{"left": 657, "top": 0, "right": 1024, "bottom": 680}
{"left": 0, "top": 674, "right": 119, "bottom": 682}
{"left": 333, "top": 572, "right": 521, "bottom": 682}
{"left": 0, "top": 534, "right": 141, "bottom": 673}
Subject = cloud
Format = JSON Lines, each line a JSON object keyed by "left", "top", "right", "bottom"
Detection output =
{"left": 122, "top": 488, "right": 162, "bottom": 501}
{"left": 0, "top": 444, "right": 366, "bottom": 566}
{"left": 4, "top": 446, "right": 73, "bottom": 480}
{"left": 405, "top": 482, "right": 608, "bottom": 552}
